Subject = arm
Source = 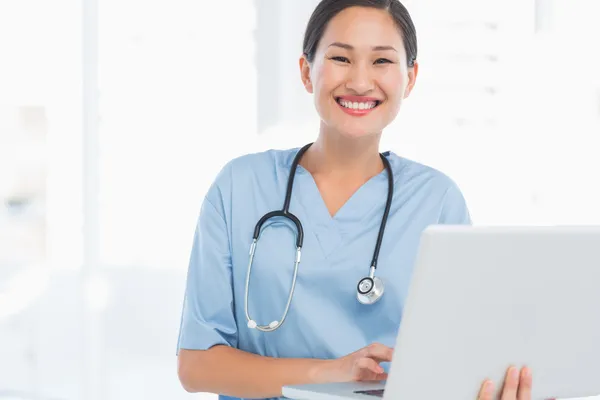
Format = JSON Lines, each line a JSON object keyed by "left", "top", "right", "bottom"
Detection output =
{"left": 177, "top": 166, "right": 389, "bottom": 398}
{"left": 176, "top": 172, "right": 333, "bottom": 398}
{"left": 177, "top": 345, "right": 331, "bottom": 398}
{"left": 438, "top": 181, "right": 472, "bottom": 225}
{"left": 178, "top": 342, "right": 393, "bottom": 398}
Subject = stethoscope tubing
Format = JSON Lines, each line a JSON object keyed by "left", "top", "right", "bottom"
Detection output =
{"left": 245, "top": 143, "right": 393, "bottom": 331}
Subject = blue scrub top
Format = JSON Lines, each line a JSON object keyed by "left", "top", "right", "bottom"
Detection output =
{"left": 177, "top": 147, "right": 471, "bottom": 400}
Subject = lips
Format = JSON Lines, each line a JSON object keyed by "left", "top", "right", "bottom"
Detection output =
{"left": 335, "top": 95, "right": 382, "bottom": 116}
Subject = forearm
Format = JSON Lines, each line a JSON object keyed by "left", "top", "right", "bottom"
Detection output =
{"left": 178, "top": 345, "right": 333, "bottom": 398}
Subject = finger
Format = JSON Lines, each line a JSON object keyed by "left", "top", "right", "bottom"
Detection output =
{"left": 501, "top": 366, "right": 520, "bottom": 400}
{"left": 477, "top": 380, "right": 495, "bottom": 400}
{"left": 354, "top": 357, "right": 386, "bottom": 381}
{"left": 374, "top": 372, "right": 388, "bottom": 381}
{"left": 517, "top": 367, "right": 532, "bottom": 400}
{"left": 363, "top": 343, "right": 394, "bottom": 362}
{"left": 359, "top": 370, "right": 388, "bottom": 382}
{"left": 359, "top": 370, "right": 389, "bottom": 382}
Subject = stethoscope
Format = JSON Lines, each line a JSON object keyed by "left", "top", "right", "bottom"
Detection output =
{"left": 244, "top": 142, "right": 394, "bottom": 332}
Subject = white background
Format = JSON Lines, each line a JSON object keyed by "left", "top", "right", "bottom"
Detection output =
{"left": 1, "top": 0, "right": 599, "bottom": 399}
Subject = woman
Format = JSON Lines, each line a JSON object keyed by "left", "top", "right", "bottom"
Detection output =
{"left": 176, "top": 1, "right": 533, "bottom": 399}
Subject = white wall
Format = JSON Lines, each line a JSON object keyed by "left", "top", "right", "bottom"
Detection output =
{"left": 1, "top": 1, "right": 599, "bottom": 399}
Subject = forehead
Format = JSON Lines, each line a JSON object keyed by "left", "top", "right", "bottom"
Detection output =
{"left": 319, "top": 6, "right": 404, "bottom": 50}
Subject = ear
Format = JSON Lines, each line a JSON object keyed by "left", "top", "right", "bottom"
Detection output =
{"left": 403, "top": 61, "right": 419, "bottom": 99}
{"left": 299, "top": 55, "right": 314, "bottom": 93}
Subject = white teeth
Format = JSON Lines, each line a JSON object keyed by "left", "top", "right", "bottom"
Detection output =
{"left": 338, "top": 99, "right": 378, "bottom": 110}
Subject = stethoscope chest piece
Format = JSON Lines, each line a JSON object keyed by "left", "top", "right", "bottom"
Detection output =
{"left": 356, "top": 275, "right": 385, "bottom": 305}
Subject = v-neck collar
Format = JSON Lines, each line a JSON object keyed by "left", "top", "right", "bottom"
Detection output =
{"left": 287, "top": 151, "right": 395, "bottom": 259}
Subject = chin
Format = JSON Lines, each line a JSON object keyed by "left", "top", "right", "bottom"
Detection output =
{"left": 328, "top": 114, "right": 391, "bottom": 138}
{"left": 320, "top": 102, "right": 396, "bottom": 138}
{"left": 333, "top": 123, "right": 383, "bottom": 138}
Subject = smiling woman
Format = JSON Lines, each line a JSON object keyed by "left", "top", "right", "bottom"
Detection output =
{"left": 299, "top": 2, "right": 417, "bottom": 138}
{"left": 175, "top": 1, "right": 531, "bottom": 400}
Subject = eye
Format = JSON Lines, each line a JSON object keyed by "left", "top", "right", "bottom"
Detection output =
{"left": 330, "top": 56, "right": 350, "bottom": 63}
{"left": 374, "top": 58, "right": 393, "bottom": 64}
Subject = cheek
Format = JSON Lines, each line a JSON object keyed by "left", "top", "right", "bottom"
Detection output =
{"left": 314, "top": 63, "right": 345, "bottom": 95}
{"left": 380, "top": 71, "right": 406, "bottom": 101}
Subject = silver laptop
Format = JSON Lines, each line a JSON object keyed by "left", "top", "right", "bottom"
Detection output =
{"left": 283, "top": 226, "right": 600, "bottom": 400}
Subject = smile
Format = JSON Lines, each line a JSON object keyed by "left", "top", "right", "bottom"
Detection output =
{"left": 335, "top": 96, "right": 382, "bottom": 116}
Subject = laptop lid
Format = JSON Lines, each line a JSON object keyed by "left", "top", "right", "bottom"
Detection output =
{"left": 384, "top": 226, "right": 600, "bottom": 400}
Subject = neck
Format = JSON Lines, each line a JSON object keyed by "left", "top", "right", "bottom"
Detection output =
{"left": 300, "top": 124, "right": 384, "bottom": 180}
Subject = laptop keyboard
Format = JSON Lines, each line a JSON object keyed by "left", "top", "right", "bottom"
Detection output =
{"left": 354, "top": 389, "right": 385, "bottom": 397}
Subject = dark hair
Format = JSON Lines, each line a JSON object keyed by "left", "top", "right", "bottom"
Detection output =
{"left": 302, "top": 0, "right": 417, "bottom": 67}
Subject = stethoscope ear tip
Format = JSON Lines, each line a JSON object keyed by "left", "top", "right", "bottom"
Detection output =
{"left": 246, "top": 319, "right": 279, "bottom": 330}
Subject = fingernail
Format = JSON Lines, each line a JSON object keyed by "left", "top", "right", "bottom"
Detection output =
{"left": 523, "top": 367, "right": 531, "bottom": 379}
{"left": 510, "top": 367, "right": 519, "bottom": 380}
{"left": 484, "top": 381, "right": 494, "bottom": 395}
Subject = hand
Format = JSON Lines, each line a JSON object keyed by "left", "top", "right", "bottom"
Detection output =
{"left": 477, "top": 366, "right": 537, "bottom": 400}
{"left": 317, "top": 343, "right": 392, "bottom": 383}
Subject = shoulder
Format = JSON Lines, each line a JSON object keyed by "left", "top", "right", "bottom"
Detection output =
{"left": 204, "top": 147, "right": 299, "bottom": 205}
{"left": 213, "top": 147, "right": 298, "bottom": 184}
{"left": 386, "top": 152, "right": 460, "bottom": 194}
{"left": 226, "top": 147, "right": 299, "bottom": 174}
{"left": 386, "top": 152, "right": 471, "bottom": 224}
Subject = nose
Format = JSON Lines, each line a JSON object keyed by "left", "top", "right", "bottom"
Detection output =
{"left": 345, "top": 63, "right": 375, "bottom": 94}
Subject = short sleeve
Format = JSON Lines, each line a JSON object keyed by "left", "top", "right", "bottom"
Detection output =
{"left": 176, "top": 182, "right": 238, "bottom": 354}
{"left": 438, "top": 182, "right": 472, "bottom": 225}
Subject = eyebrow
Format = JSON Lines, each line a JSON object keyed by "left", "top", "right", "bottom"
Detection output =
{"left": 328, "top": 42, "right": 397, "bottom": 52}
